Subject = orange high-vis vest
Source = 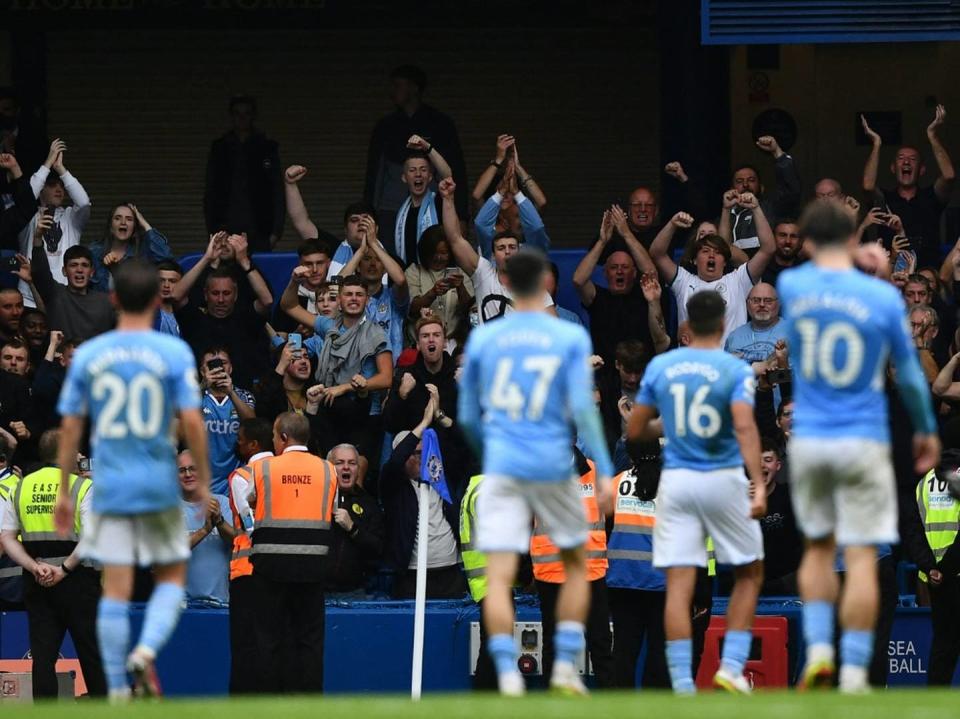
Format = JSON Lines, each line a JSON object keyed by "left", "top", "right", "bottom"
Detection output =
{"left": 531, "top": 459, "right": 608, "bottom": 583}
{"left": 250, "top": 448, "right": 337, "bottom": 581}
{"left": 227, "top": 462, "right": 259, "bottom": 581}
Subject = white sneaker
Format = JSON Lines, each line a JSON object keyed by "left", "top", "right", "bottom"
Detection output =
{"left": 839, "top": 665, "right": 870, "bottom": 694}
{"left": 712, "top": 667, "right": 752, "bottom": 694}
{"left": 549, "top": 660, "right": 589, "bottom": 697}
{"left": 497, "top": 670, "right": 526, "bottom": 697}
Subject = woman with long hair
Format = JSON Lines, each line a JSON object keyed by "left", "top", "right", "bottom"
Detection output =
{"left": 88, "top": 203, "right": 173, "bottom": 291}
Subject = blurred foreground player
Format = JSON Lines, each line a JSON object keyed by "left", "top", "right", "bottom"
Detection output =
{"left": 628, "top": 290, "right": 765, "bottom": 694}
{"left": 778, "top": 202, "right": 938, "bottom": 692}
{"left": 54, "top": 258, "right": 210, "bottom": 701}
{"left": 458, "top": 249, "right": 614, "bottom": 696}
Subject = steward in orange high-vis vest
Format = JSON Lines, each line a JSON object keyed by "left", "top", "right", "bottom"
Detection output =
{"left": 225, "top": 417, "right": 274, "bottom": 695}
{"left": 530, "top": 449, "right": 613, "bottom": 687}
{"left": 248, "top": 413, "right": 336, "bottom": 694}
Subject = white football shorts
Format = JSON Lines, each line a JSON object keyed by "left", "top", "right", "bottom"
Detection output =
{"left": 789, "top": 437, "right": 898, "bottom": 546}
{"left": 654, "top": 466, "right": 764, "bottom": 568}
{"left": 475, "top": 475, "right": 587, "bottom": 553}
{"left": 79, "top": 507, "right": 190, "bottom": 567}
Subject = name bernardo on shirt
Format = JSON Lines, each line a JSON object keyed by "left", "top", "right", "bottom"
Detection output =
{"left": 787, "top": 293, "right": 870, "bottom": 322}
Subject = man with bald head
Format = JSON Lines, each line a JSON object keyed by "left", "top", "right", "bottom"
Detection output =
{"left": 724, "top": 282, "right": 788, "bottom": 376}
{"left": 325, "top": 443, "right": 384, "bottom": 597}
{"left": 814, "top": 178, "right": 844, "bottom": 203}
{"left": 573, "top": 209, "right": 670, "bottom": 365}
{"left": 761, "top": 220, "right": 805, "bottom": 286}
{"left": 862, "top": 107, "right": 955, "bottom": 267}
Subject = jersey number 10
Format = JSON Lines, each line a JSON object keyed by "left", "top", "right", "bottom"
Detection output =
{"left": 489, "top": 356, "right": 562, "bottom": 421}
{"left": 795, "top": 319, "right": 865, "bottom": 388}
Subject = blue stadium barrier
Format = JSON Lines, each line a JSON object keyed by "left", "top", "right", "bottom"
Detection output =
{"left": 2, "top": 596, "right": 955, "bottom": 695}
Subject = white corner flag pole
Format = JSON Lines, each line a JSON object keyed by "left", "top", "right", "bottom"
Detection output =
{"left": 411, "top": 481, "right": 430, "bottom": 700}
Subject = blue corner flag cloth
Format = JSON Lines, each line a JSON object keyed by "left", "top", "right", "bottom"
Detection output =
{"left": 419, "top": 428, "right": 452, "bottom": 504}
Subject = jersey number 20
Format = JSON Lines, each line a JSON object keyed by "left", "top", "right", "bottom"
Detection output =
{"left": 92, "top": 372, "right": 164, "bottom": 439}
{"left": 489, "top": 356, "right": 562, "bottom": 421}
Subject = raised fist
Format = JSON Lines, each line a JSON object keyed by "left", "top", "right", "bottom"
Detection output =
{"left": 722, "top": 189, "right": 740, "bottom": 209}
{"left": 755, "top": 135, "right": 780, "bottom": 155}
{"left": 407, "top": 135, "right": 430, "bottom": 152}
{"left": 737, "top": 192, "right": 759, "bottom": 210}
{"left": 285, "top": 165, "right": 307, "bottom": 184}
{"left": 671, "top": 212, "right": 694, "bottom": 229}
{"left": 438, "top": 177, "right": 456, "bottom": 198}
{"left": 664, "top": 161, "right": 687, "bottom": 182}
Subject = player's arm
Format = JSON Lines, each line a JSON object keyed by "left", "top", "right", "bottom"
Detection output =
{"left": 731, "top": 401, "right": 765, "bottom": 519}
{"left": 888, "top": 301, "right": 941, "bottom": 473}
{"left": 569, "top": 335, "right": 614, "bottom": 480}
{"left": 455, "top": 347, "right": 483, "bottom": 458}
{"left": 627, "top": 403, "right": 662, "bottom": 443}
{"left": 180, "top": 407, "right": 212, "bottom": 505}
{"left": 53, "top": 414, "right": 84, "bottom": 537}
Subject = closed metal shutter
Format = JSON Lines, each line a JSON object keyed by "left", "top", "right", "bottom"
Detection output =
{"left": 703, "top": 0, "right": 960, "bottom": 45}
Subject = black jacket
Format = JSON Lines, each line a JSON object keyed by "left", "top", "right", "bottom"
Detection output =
{"left": 0, "top": 175, "right": 37, "bottom": 250}
{"left": 380, "top": 431, "right": 461, "bottom": 572}
{"left": 31, "top": 359, "right": 64, "bottom": 435}
{"left": 382, "top": 352, "right": 459, "bottom": 433}
{"left": 204, "top": 130, "right": 284, "bottom": 250}
{"left": 326, "top": 487, "right": 384, "bottom": 592}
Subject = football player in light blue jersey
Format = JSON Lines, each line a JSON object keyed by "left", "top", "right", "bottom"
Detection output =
{"left": 778, "top": 201, "right": 939, "bottom": 693}
{"left": 459, "top": 249, "right": 614, "bottom": 697}
{"left": 54, "top": 259, "right": 210, "bottom": 702}
{"left": 628, "top": 290, "right": 765, "bottom": 695}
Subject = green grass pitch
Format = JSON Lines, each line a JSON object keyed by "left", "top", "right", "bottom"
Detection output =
{"left": 0, "top": 691, "right": 953, "bottom": 718}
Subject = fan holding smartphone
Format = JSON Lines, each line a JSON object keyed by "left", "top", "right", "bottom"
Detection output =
{"left": 404, "top": 227, "right": 474, "bottom": 347}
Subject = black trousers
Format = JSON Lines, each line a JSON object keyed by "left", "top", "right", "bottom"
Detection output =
{"left": 228, "top": 576, "right": 259, "bottom": 695}
{"left": 928, "top": 576, "right": 960, "bottom": 685}
{"left": 253, "top": 574, "right": 325, "bottom": 694}
{"left": 23, "top": 569, "right": 105, "bottom": 699}
{"left": 609, "top": 588, "right": 669, "bottom": 688}
{"left": 393, "top": 565, "right": 467, "bottom": 600}
{"left": 608, "top": 576, "right": 713, "bottom": 689}
{"left": 536, "top": 578, "right": 614, "bottom": 687}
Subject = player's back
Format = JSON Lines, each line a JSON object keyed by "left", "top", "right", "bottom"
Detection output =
{"left": 58, "top": 329, "right": 201, "bottom": 515}
{"left": 466, "top": 312, "right": 590, "bottom": 482}
{"left": 638, "top": 347, "right": 754, "bottom": 471}
{"left": 778, "top": 263, "right": 907, "bottom": 442}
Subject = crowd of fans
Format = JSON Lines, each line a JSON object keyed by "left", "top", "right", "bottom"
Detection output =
{"left": 0, "top": 69, "right": 957, "bottom": 627}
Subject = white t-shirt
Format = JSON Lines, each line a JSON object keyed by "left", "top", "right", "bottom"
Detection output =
{"left": 471, "top": 255, "right": 553, "bottom": 324}
{"left": 407, "top": 480, "right": 459, "bottom": 570}
{"left": 670, "top": 264, "right": 755, "bottom": 343}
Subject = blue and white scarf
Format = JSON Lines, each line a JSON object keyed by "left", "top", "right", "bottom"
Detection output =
{"left": 394, "top": 189, "right": 438, "bottom": 264}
